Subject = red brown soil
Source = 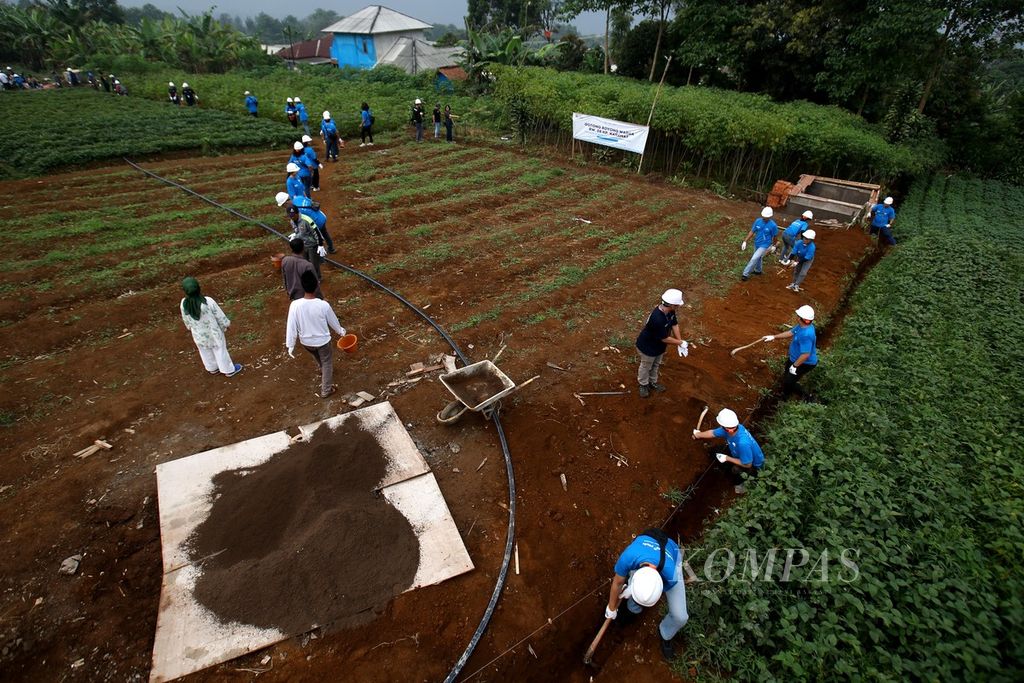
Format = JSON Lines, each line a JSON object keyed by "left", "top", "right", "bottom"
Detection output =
{"left": 189, "top": 423, "right": 419, "bottom": 634}
{"left": 0, "top": 139, "right": 874, "bottom": 682}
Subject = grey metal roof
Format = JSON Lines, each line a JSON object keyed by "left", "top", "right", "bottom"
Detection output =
{"left": 375, "top": 38, "right": 463, "bottom": 74}
{"left": 321, "top": 5, "right": 432, "bottom": 35}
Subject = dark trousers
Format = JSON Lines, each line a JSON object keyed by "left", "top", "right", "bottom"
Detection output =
{"left": 303, "top": 342, "right": 334, "bottom": 396}
{"left": 870, "top": 225, "right": 897, "bottom": 245}
{"left": 311, "top": 166, "right": 320, "bottom": 190}
{"left": 782, "top": 363, "right": 816, "bottom": 399}
{"left": 319, "top": 222, "right": 334, "bottom": 252}
{"left": 445, "top": 120, "right": 453, "bottom": 142}
{"left": 301, "top": 175, "right": 311, "bottom": 195}
{"left": 325, "top": 137, "right": 339, "bottom": 160}
{"left": 361, "top": 125, "right": 373, "bottom": 143}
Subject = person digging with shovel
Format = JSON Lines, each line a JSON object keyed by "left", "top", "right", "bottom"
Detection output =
{"left": 635, "top": 288, "right": 688, "bottom": 398}
{"left": 761, "top": 304, "right": 817, "bottom": 401}
{"left": 604, "top": 528, "right": 689, "bottom": 662}
{"left": 693, "top": 408, "right": 764, "bottom": 493}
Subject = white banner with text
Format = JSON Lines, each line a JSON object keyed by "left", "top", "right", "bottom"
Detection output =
{"left": 571, "top": 112, "right": 650, "bottom": 155}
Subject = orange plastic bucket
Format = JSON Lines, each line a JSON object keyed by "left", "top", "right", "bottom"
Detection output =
{"left": 271, "top": 253, "right": 284, "bottom": 270}
{"left": 337, "top": 334, "right": 358, "bottom": 352}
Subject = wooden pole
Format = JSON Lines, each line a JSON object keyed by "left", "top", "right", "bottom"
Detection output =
{"left": 638, "top": 55, "right": 672, "bottom": 174}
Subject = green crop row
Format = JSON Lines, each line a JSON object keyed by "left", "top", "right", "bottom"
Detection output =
{"left": 681, "top": 176, "right": 1024, "bottom": 680}
{"left": 0, "top": 88, "right": 297, "bottom": 179}
{"left": 491, "top": 66, "right": 945, "bottom": 190}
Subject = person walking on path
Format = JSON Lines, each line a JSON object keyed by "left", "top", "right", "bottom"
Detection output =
{"left": 635, "top": 288, "right": 687, "bottom": 398}
{"left": 432, "top": 104, "right": 442, "bottom": 139}
{"left": 285, "top": 162, "right": 307, "bottom": 200}
{"left": 762, "top": 305, "right": 817, "bottom": 400}
{"left": 182, "top": 82, "right": 198, "bottom": 106}
{"left": 179, "top": 277, "right": 242, "bottom": 377}
{"left": 869, "top": 196, "right": 897, "bottom": 245}
{"left": 411, "top": 98, "right": 425, "bottom": 142}
{"left": 244, "top": 91, "right": 258, "bottom": 117}
{"left": 290, "top": 141, "right": 314, "bottom": 195}
{"left": 321, "top": 111, "right": 341, "bottom": 162}
{"left": 280, "top": 237, "right": 322, "bottom": 300}
{"left": 287, "top": 205, "right": 326, "bottom": 281}
{"left": 295, "top": 97, "right": 310, "bottom": 136}
{"left": 168, "top": 82, "right": 180, "bottom": 106}
{"left": 692, "top": 408, "right": 764, "bottom": 493}
{"left": 740, "top": 207, "right": 779, "bottom": 281}
{"left": 286, "top": 270, "right": 346, "bottom": 399}
{"left": 605, "top": 528, "right": 689, "bottom": 661}
{"left": 444, "top": 104, "right": 457, "bottom": 143}
{"left": 786, "top": 230, "right": 816, "bottom": 292}
{"left": 779, "top": 210, "right": 812, "bottom": 264}
{"left": 277, "top": 191, "right": 334, "bottom": 254}
{"left": 285, "top": 97, "right": 298, "bottom": 128}
{"left": 302, "top": 135, "right": 323, "bottom": 192}
{"left": 359, "top": 102, "right": 374, "bottom": 146}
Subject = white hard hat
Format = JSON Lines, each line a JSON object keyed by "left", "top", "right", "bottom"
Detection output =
{"left": 287, "top": 97, "right": 293, "bottom": 103}
{"left": 322, "top": 111, "right": 331, "bottom": 120}
{"left": 169, "top": 81, "right": 174, "bottom": 86}
{"left": 803, "top": 229, "right": 816, "bottom": 240}
{"left": 286, "top": 162, "right": 300, "bottom": 173}
{"left": 661, "top": 288, "right": 683, "bottom": 306}
{"left": 182, "top": 82, "right": 188, "bottom": 87}
{"left": 293, "top": 141, "right": 304, "bottom": 152}
{"left": 716, "top": 409, "right": 739, "bottom": 429}
{"left": 415, "top": 98, "right": 422, "bottom": 104}
{"left": 883, "top": 196, "right": 893, "bottom": 205}
{"left": 275, "top": 191, "right": 290, "bottom": 206}
{"left": 294, "top": 97, "right": 301, "bottom": 102}
{"left": 801, "top": 210, "right": 813, "bottom": 220}
{"left": 626, "top": 566, "right": 663, "bottom": 607}
{"left": 244, "top": 90, "right": 250, "bottom": 95}
{"left": 114, "top": 80, "right": 120, "bottom": 84}
{"left": 796, "top": 305, "right": 815, "bottom": 321}
{"left": 761, "top": 207, "right": 774, "bottom": 218}
{"left": 301, "top": 134, "right": 312, "bottom": 143}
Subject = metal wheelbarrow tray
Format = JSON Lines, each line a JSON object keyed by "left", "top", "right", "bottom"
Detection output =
{"left": 437, "top": 361, "right": 540, "bottom": 423}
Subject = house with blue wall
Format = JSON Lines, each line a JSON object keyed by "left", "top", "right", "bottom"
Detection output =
{"left": 323, "top": 5, "right": 433, "bottom": 71}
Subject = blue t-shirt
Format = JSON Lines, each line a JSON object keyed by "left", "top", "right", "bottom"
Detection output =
{"left": 712, "top": 425, "right": 764, "bottom": 468}
{"left": 361, "top": 109, "right": 372, "bottom": 126}
{"left": 286, "top": 175, "right": 306, "bottom": 199}
{"left": 289, "top": 152, "right": 311, "bottom": 179}
{"left": 751, "top": 218, "right": 779, "bottom": 248}
{"left": 783, "top": 219, "right": 807, "bottom": 241}
{"left": 304, "top": 145, "right": 319, "bottom": 165}
{"left": 788, "top": 323, "right": 817, "bottom": 365}
{"left": 871, "top": 204, "right": 895, "bottom": 228}
{"left": 292, "top": 196, "right": 327, "bottom": 229}
{"left": 613, "top": 535, "right": 680, "bottom": 589}
{"left": 296, "top": 102, "right": 308, "bottom": 122}
{"left": 792, "top": 240, "right": 816, "bottom": 262}
{"left": 321, "top": 120, "right": 338, "bottom": 139}
{"left": 245, "top": 95, "right": 258, "bottom": 113}
{"left": 285, "top": 103, "right": 297, "bottom": 116}
{"left": 635, "top": 306, "right": 678, "bottom": 357}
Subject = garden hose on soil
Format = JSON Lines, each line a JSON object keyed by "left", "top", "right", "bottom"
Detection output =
{"left": 124, "top": 157, "right": 516, "bottom": 683}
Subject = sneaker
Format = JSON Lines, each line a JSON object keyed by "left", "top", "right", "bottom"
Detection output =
{"left": 224, "top": 363, "right": 243, "bottom": 378}
{"left": 788, "top": 261, "right": 797, "bottom": 268}
{"left": 792, "top": 286, "right": 802, "bottom": 292}
{"left": 741, "top": 275, "right": 750, "bottom": 282}
{"left": 207, "top": 369, "right": 220, "bottom": 375}
{"left": 367, "top": 142, "right": 374, "bottom": 146}
{"left": 318, "top": 385, "right": 338, "bottom": 399}
{"left": 650, "top": 382, "right": 667, "bottom": 392}
{"left": 359, "top": 143, "right": 366, "bottom": 147}
{"left": 659, "top": 637, "right": 676, "bottom": 662}
{"left": 779, "top": 258, "right": 791, "bottom": 266}
{"left": 638, "top": 384, "right": 651, "bottom": 399}
{"left": 786, "top": 283, "right": 796, "bottom": 291}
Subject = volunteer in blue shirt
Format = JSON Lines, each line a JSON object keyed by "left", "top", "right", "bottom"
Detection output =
{"left": 294, "top": 96, "right": 310, "bottom": 136}
{"left": 786, "top": 230, "right": 816, "bottom": 293}
{"left": 321, "top": 111, "right": 341, "bottom": 162}
{"left": 634, "top": 288, "right": 687, "bottom": 399}
{"left": 605, "top": 528, "right": 689, "bottom": 662}
{"left": 693, "top": 408, "right": 765, "bottom": 492}
{"left": 244, "top": 91, "right": 258, "bottom": 117}
{"left": 869, "top": 196, "right": 897, "bottom": 245}
{"left": 359, "top": 102, "right": 374, "bottom": 146}
{"left": 762, "top": 304, "right": 818, "bottom": 400}
{"left": 301, "top": 135, "right": 323, "bottom": 193}
{"left": 285, "top": 97, "right": 298, "bottom": 128}
{"left": 276, "top": 191, "right": 334, "bottom": 254}
{"left": 741, "top": 207, "right": 779, "bottom": 281}
{"left": 289, "top": 141, "right": 313, "bottom": 195}
{"left": 285, "top": 162, "right": 306, "bottom": 200}
{"left": 779, "top": 210, "right": 812, "bottom": 264}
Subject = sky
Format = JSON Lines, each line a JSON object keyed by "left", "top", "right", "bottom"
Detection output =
{"left": 118, "top": 0, "right": 609, "bottom": 35}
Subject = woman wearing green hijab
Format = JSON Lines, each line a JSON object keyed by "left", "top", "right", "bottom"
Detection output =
{"left": 179, "top": 276, "right": 243, "bottom": 377}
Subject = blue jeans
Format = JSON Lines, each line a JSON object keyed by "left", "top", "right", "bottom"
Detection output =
{"left": 626, "top": 555, "right": 689, "bottom": 640}
{"left": 742, "top": 246, "right": 769, "bottom": 276}
{"left": 301, "top": 121, "right": 310, "bottom": 136}
{"left": 792, "top": 259, "right": 812, "bottom": 287}
{"left": 434, "top": 121, "right": 441, "bottom": 138}
{"left": 325, "top": 137, "right": 339, "bottom": 160}
{"left": 871, "top": 224, "right": 897, "bottom": 245}
{"left": 780, "top": 234, "right": 796, "bottom": 261}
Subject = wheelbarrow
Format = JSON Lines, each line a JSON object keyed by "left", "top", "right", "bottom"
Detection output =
{"left": 436, "top": 360, "right": 540, "bottom": 424}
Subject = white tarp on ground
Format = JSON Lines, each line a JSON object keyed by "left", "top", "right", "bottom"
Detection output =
{"left": 376, "top": 37, "right": 463, "bottom": 74}
{"left": 572, "top": 112, "right": 650, "bottom": 155}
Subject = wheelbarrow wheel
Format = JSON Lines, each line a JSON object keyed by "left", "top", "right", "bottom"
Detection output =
{"left": 437, "top": 400, "right": 468, "bottom": 425}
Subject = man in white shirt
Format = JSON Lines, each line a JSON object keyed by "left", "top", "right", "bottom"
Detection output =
{"left": 286, "top": 271, "right": 346, "bottom": 398}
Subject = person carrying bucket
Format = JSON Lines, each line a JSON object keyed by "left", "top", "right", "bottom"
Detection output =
{"left": 286, "top": 270, "right": 346, "bottom": 399}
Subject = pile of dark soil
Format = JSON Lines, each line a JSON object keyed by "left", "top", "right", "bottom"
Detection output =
{"left": 187, "top": 423, "right": 420, "bottom": 633}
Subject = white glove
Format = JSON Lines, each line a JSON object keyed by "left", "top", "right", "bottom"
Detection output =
{"left": 741, "top": 241, "right": 747, "bottom": 251}
{"left": 789, "top": 364, "right": 798, "bottom": 375}
{"left": 768, "top": 245, "right": 777, "bottom": 254}
{"left": 604, "top": 606, "right": 617, "bottom": 620}
{"left": 692, "top": 429, "right": 701, "bottom": 439}
{"left": 339, "top": 327, "right": 347, "bottom": 337}
{"left": 763, "top": 335, "right": 775, "bottom": 342}
{"left": 287, "top": 232, "right": 296, "bottom": 241}
{"left": 317, "top": 246, "right": 327, "bottom": 258}
{"left": 715, "top": 453, "right": 728, "bottom": 463}
{"left": 287, "top": 347, "right": 295, "bottom": 358}
{"left": 318, "top": 163, "right": 324, "bottom": 169}
{"left": 678, "top": 340, "right": 689, "bottom": 357}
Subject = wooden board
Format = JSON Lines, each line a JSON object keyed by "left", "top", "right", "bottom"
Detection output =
{"left": 150, "top": 402, "right": 472, "bottom": 683}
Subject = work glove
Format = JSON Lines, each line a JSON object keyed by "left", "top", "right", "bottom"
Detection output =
{"left": 317, "top": 246, "right": 327, "bottom": 258}
{"left": 318, "top": 163, "right": 324, "bottom": 169}
{"left": 768, "top": 245, "right": 777, "bottom": 254}
{"left": 788, "top": 364, "right": 798, "bottom": 375}
{"left": 604, "top": 606, "right": 617, "bottom": 620}
{"left": 287, "top": 232, "right": 296, "bottom": 241}
{"left": 287, "top": 347, "right": 295, "bottom": 358}
{"left": 763, "top": 335, "right": 775, "bottom": 342}
{"left": 715, "top": 453, "right": 728, "bottom": 463}
{"left": 741, "top": 241, "right": 747, "bottom": 251}
{"left": 692, "top": 429, "right": 701, "bottom": 439}
{"left": 677, "top": 340, "right": 689, "bottom": 357}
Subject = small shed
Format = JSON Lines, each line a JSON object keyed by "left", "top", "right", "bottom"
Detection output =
{"left": 275, "top": 36, "right": 334, "bottom": 65}
{"left": 435, "top": 66, "right": 468, "bottom": 93}
{"left": 322, "top": 5, "right": 432, "bottom": 70}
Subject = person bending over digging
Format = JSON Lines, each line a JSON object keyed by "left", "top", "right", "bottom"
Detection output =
{"left": 761, "top": 305, "right": 818, "bottom": 401}
{"left": 605, "top": 528, "right": 689, "bottom": 662}
{"left": 286, "top": 271, "right": 346, "bottom": 399}
{"left": 635, "top": 288, "right": 688, "bottom": 398}
{"left": 692, "top": 408, "right": 764, "bottom": 493}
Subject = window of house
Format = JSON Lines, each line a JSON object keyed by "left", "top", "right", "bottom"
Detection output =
{"left": 362, "top": 39, "right": 368, "bottom": 54}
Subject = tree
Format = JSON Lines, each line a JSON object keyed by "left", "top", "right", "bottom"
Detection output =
{"left": 632, "top": 0, "right": 674, "bottom": 81}
{"left": 561, "top": 0, "right": 628, "bottom": 74}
